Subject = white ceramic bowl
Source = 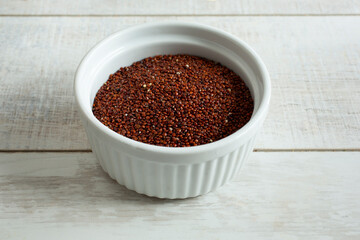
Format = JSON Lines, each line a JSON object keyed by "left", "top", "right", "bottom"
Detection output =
{"left": 74, "top": 22, "right": 270, "bottom": 199}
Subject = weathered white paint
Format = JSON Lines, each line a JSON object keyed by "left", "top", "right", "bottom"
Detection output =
{"left": 0, "top": 152, "right": 359, "bottom": 239}
{"left": 1, "top": 1, "right": 359, "bottom": 239}
{"left": 0, "top": 0, "right": 360, "bottom": 15}
{"left": 0, "top": 17, "right": 359, "bottom": 150}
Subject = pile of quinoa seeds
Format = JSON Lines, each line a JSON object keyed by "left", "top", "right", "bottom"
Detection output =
{"left": 92, "top": 54, "right": 254, "bottom": 147}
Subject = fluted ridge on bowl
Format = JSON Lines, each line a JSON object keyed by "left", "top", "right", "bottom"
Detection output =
{"left": 86, "top": 129, "right": 256, "bottom": 199}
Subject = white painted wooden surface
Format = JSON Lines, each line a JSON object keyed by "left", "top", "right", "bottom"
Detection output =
{"left": 1, "top": 0, "right": 360, "bottom": 15}
{"left": 0, "top": 152, "right": 359, "bottom": 239}
{"left": 1, "top": 1, "right": 360, "bottom": 239}
{"left": 1, "top": 17, "right": 360, "bottom": 150}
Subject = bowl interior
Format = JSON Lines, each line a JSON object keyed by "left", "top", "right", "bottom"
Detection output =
{"left": 77, "top": 25, "right": 265, "bottom": 117}
{"left": 75, "top": 23, "right": 269, "bottom": 154}
{"left": 90, "top": 41, "right": 259, "bottom": 105}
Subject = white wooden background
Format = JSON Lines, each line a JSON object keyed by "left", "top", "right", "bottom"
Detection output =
{"left": 0, "top": 1, "right": 359, "bottom": 239}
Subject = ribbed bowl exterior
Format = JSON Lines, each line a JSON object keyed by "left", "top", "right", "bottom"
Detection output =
{"left": 75, "top": 22, "right": 270, "bottom": 199}
{"left": 86, "top": 128, "right": 256, "bottom": 199}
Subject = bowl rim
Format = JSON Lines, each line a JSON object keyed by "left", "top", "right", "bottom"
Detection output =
{"left": 74, "top": 21, "right": 271, "bottom": 155}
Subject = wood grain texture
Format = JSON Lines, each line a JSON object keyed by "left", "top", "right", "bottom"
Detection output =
{"left": 0, "top": 17, "right": 360, "bottom": 150}
{"left": 1, "top": 0, "right": 360, "bottom": 15}
{"left": 0, "top": 152, "right": 359, "bottom": 239}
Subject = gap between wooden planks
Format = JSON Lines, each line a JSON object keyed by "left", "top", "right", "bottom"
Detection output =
{"left": 0, "top": 149, "right": 359, "bottom": 153}
{"left": 1, "top": 0, "right": 360, "bottom": 15}
{"left": 2, "top": 14, "right": 360, "bottom": 17}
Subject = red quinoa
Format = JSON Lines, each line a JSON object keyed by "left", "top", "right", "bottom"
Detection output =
{"left": 92, "top": 54, "right": 254, "bottom": 147}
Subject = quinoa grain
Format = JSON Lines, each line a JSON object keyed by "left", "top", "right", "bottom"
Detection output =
{"left": 92, "top": 54, "right": 254, "bottom": 147}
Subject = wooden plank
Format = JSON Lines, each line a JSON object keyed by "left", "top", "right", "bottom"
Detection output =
{"left": 0, "top": 17, "right": 359, "bottom": 150}
{"left": 0, "top": 152, "right": 359, "bottom": 239}
{"left": 1, "top": 0, "right": 360, "bottom": 15}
